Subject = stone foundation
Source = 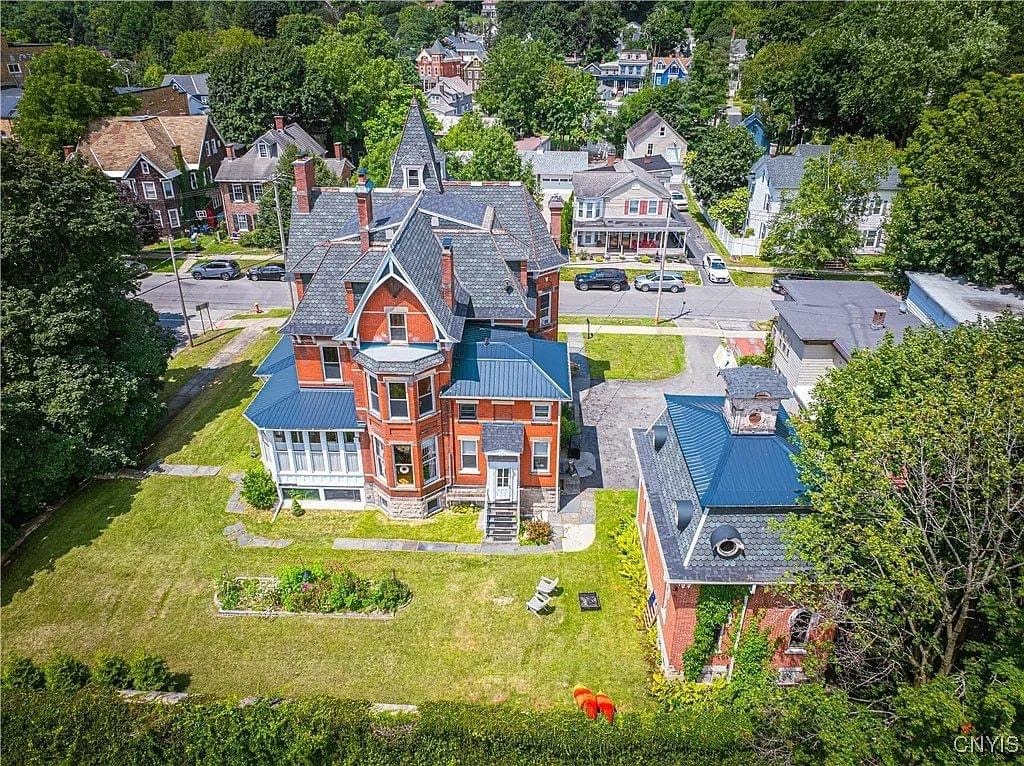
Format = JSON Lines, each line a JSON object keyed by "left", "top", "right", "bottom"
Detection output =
{"left": 445, "top": 485, "right": 485, "bottom": 507}
{"left": 370, "top": 486, "right": 446, "bottom": 520}
{"left": 520, "top": 488, "right": 558, "bottom": 521}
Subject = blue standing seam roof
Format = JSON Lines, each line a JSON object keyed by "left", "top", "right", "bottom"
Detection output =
{"left": 245, "top": 337, "right": 360, "bottom": 430}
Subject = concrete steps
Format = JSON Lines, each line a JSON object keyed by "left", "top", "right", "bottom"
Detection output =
{"left": 485, "top": 502, "right": 519, "bottom": 543}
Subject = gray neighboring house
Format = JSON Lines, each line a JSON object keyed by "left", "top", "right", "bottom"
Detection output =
{"left": 906, "top": 272, "right": 1024, "bottom": 328}
{"left": 425, "top": 76, "right": 473, "bottom": 128}
{"left": 772, "top": 280, "right": 923, "bottom": 407}
{"left": 518, "top": 149, "right": 589, "bottom": 198}
{"left": 161, "top": 73, "right": 210, "bottom": 115}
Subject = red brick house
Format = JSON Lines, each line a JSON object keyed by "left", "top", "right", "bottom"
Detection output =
{"left": 73, "top": 115, "right": 226, "bottom": 237}
{"left": 244, "top": 101, "right": 569, "bottom": 538}
{"left": 215, "top": 116, "right": 353, "bottom": 239}
{"left": 631, "top": 366, "right": 821, "bottom": 684}
{"left": 416, "top": 35, "right": 486, "bottom": 92}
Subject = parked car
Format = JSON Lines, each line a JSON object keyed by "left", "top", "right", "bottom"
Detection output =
{"left": 573, "top": 268, "right": 629, "bottom": 292}
{"left": 633, "top": 271, "right": 687, "bottom": 293}
{"left": 770, "top": 273, "right": 817, "bottom": 294}
{"left": 125, "top": 259, "right": 149, "bottom": 278}
{"left": 192, "top": 259, "right": 241, "bottom": 280}
{"left": 247, "top": 263, "right": 287, "bottom": 282}
{"left": 702, "top": 254, "right": 732, "bottom": 284}
{"left": 670, "top": 191, "right": 688, "bottom": 211}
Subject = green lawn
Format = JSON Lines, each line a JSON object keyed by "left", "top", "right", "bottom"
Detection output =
{"left": 730, "top": 270, "right": 774, "bottom": 288}
{"left": 728, "top": 254, "right": 773, "bottom": 268}
{"left": 138, "top": 256, "right": 176, "bottom": 274}
{"left": 248, "top": 508, "right": 484, "bottom": 546}
{"left": 159, "top": 329, "right": 240, "bottom": 403}
{"left": 1, "top": 472, "right": 649, "bottom": 707}
{"left": 584, "top": 334, "right": 685, "bottom": 381}
{"left": 142, "top": 234, "right": 275, "bottom": 258}
{"left": 228, "top": 308, "right": 292, "bottom": 320}
{"left": 146, "top": 330, "right": 279, "bottom": 472}
{"left": 561, "top": 315, "right": 662, "bottom": 327}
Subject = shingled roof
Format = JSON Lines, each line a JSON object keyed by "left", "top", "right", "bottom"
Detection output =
{"left": 216, "top": 120, "right": 353, "bottom": 183}
{"left": 77, "top": 115, "right": 214, "bottom": 176}
{"left": 387, "top": 98, "right": 447, "bottom": 191}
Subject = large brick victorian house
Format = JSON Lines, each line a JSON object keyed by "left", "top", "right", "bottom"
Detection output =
{"left": 73, "top": 115, "right": 226, "bottom": 237}
{"left": 631, "top": 366, "right": 820, "bottom": 684}
{"left": 244, "top": 101, "right": 570, "bottom": 536}
{"left": 216, "top": 116, "right": 353, "bottom": 239}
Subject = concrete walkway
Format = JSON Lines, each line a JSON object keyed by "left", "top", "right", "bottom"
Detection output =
{"left": 331, "top": 537, "right": 562, "bottom": 554}
{"left": 562, "top": 323, "right": 762, "bottom": 338}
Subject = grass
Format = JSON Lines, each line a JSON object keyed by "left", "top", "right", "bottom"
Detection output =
{"left": 561, "top": 315, "right": 662, "bottom": 327}
{"left": 729, "top": 254, "right": 773, "bottom": 268}
{"left": 228, "top": 308, "right": 292, "bottom": 320}
{"left": 729, "top": 270, "right": 774, "bottom": 288}
{"left": 1, "top": 474, "right": 650, "bottom": 707}
{"left": 559, "top": 266, "right": 700, "bottom": 285}
{"left": 138, "top": 256, "right": 176, "bottom": 274}
{"left": 145, "top": 330, "right": 280, "bottom": 473}
{"left": 248, "top": 508, "right": 484, "bottom": 546}
{"left": 584, "top": 334, "right": 685, "bottom": 381}
{"left": 159, "top": 329, "right": 241, "bottom": 403}
{"left": 143, "top": 234, "right": 275, "bottom": 257}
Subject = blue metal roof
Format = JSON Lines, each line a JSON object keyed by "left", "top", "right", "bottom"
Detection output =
{"left": 245, "top": 338, "right": 360, "bottom": 430}
{"left": 664, "top": 395, "right": 805, "bottom": 508}
{"left": 442, "top": 325, "right": 571, "bottom": 401}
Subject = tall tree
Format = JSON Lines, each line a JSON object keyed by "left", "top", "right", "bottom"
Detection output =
{"left": 14, "top": 46, "right": 137, "bottom": 155}
{"left": 610, "top": 80, "right": 703, "bottom": 151}
{"left": 275, "top": 13, "right": 326, "bottom": 48}
{"left": 643, "top": 5, "right": 688, "bottom": 56}
{"left": 686, "top": 125, "right": 762, "bottom": 207}
{"left": 169, "top": 27, "right": 261, "bottom": 74}
{"left": 476, "top": 36, "right": 557, "bottom": 137}
{"left": 536, "top": 62, "right": 601, "bottom": 146}
{"left": 440, "top": 114, "right": 535, "bottom": 193}
{"left": 782, "top": 316, "right": 1024, "bottom": 697}
{"left": 762, "top": 137, "right": 896, "bottom": 269}
{"left": 887, "top": 73, "right": 1024, "bottom": 287}
{"left": 0, "top": 145, "right": 173, "bottom": 522}
{"left": 738, "top": 42, "right": 802, "bottom": 144}
{"left": 396, "top": 3, "right": 440, "bottom": 56}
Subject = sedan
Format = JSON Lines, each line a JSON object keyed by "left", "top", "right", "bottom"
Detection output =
{"left": 771, "top": 273, "right": 817, "bottom": 294}
{"left": 701, "top": 254, "right": 732, "bottom": 284}
{"left": 247, "top": 263, "right": 287, "bottom": 281}
{"left": 670, "top": 191, "right": 687, "bottom": 211}
{"left": 192, "top": 259, "right": 241, "bottom": 280}
{"left": 125, "top": 259, "right": 150, "bottom": 278}
{"left": 573, "top": 268, "right": 629, "bottom": 292}
{"left": 633, "top": 271, "right": 687, "bottom": 293}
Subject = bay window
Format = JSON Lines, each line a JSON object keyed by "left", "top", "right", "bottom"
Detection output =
{"left": 421, "top": 437, "right": 438, "bottom": 483}
{"left": 393, "top": 444, "right": 414, "bottom": 485}
{"left": 372, "top": 436, "right": 386, "bottom": 478}
{"left": 388, "top": 381, "right": 409, "bottom": 419}
{"left": 367, "top": 373, "right": 381, "bottom": 414}
{"left": 417, "top": 377, "right": 434, "bottom": 415}
{"left": 538, "top": 292, "right": 552, "bottom": 326}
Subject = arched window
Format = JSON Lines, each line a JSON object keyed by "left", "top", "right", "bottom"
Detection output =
{"left": 789, "top": 609, "right": 815, "bottom": 650}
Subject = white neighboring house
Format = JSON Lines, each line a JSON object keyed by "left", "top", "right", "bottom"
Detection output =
{"left": 905, "top": 272, "right": 1024, "bottom": 328}
{"left": 712, "top": 144, "right": 899, "bottom": 259}
{"left": 424, "top": 76, "right": 473, "bottom": 132}
{"left": 623, "top": 111, "right": 687, "bottom": 182}
{"left": 518, "top": 148, "right": 589, "bottom": 202}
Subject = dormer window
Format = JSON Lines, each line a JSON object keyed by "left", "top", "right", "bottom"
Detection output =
{"left": 257, "top": 142, "right": 270, "bottom": 159}
{"left": 140, "top": 160, "right": 151, "bottom": 175}
{"left": 388, "top": 311, "right": 408, "bottom": 343}
{"left": 405, "top": 167, "right": 421, "bottom": 189}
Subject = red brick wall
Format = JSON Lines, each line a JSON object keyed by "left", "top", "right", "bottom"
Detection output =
{"left": 220, "top": 182, "right": 260, "bottom": 238}
{"left": 357, "top": 280, "right": 437, "bottom": 343}
{"left": 527, "top": 269, "right": 561, "bottom": 340}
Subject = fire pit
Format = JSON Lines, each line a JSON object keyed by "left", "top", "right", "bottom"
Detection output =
{"left": 578, "top": 592, "right": 601, "bottom": 611}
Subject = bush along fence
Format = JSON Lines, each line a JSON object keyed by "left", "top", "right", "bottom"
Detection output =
{"left": 1, "top": 688, "right": 759, "bottom": 766}
{"left": 215, "top": 563, "right": 412, "bottom": 618}
{"left": 2, "top": 651, "right": 177, "bottom": 694}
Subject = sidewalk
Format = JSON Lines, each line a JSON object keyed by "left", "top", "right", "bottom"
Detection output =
{"left": 562, "top": 323, "right": 763, "bottom": 338}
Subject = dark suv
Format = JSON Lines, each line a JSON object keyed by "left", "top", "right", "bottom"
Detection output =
{"left": 247, "top": 263, "right": 287, "bottom": 281}
{"left": 192, "top": 259, "right": 241, "bottom": 280}
{"left": 573, "top": 268, "right": 629, "bottom": 292}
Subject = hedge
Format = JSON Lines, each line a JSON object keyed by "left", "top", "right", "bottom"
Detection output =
{"left": 1, "top": 689, "right": 758, "bottom": 765}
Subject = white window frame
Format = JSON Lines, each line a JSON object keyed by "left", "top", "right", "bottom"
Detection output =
{"left": 763, "top": 194, "right": 771, "bottom": 212}
{"left": 233, "top": 213, "right": 250, "bottom": 232}
{"left": 140, "top": 160, "right": 151, "bottom": 175}
{"left": 388, "top": 311, "right": 408, "bottom": 344}
{"left": 416, "top": 376, "right": 435, "bottom": 416}
{"left": 142, "top": 181, "right": 157, "bottom": 200}
{"left": 124, "top": 178, "right": 137, "bottom": 194}
{"left": 320, "top": 345, "right": 342, "bottom": 381}
{"left": 231, "top": 183, "right": 245, "bottom": 203}
{"left": 7, "top": 63, "right": 21, "bottom": 74}
{"left": 392, "top": 443, "right": 415, "bottom": 486}
{"left": 189, "top": 171, "right": 197, "bottom": 189}
{"left": 532, "top": 403, "right": 551, "bottom": 422}
{"left": 152, "top": 210, "right": 163, "bottom": 228}
{"left": 387, "top": 381, "right": 409, "bottom": 420}
{"left": 458, "top": 401, "right": 477, "bottom": 421}
{"left": 205, "top": 167, "right": 213, "bottom": 183}
{"left": 367, "top": 373, "right": 381, "bottom": 415}
{"left": 421, "top": 436, "right": 439, "bottom": 484}
{"left": 372, "top": 435, "right": 386, "bottom": 478}
{"left": 646, "top": 143, "right": 654, "bottom": 155}
{"left": 647, "top": 198, "right": 659, "bottom": 215}
{"left": 196, "top": 209, "right": 207, "bottom": 219}
{"left": 405, "top": 167, "right": 421, "bottom": 189}
{"left": 251, "top": 183, "right": 263, "bottom": 199}
{"left": 538, "top": 292, "right": 552, "bottom": 326}
{"left": 167, "top": 208, "right": 180, "bottom": 228}
{"left": 628, "top": 199, "right": 640, "bottom": 215}
{"left": 459, "top": 438, "right": 479, "bottom": 473}
{"left": 257, "top": 142, "right": 270, "bottom": 159}
{"left": 161, "top": 179, "right": 174, "bottom": 199}
{"left": 531, "top": 439, "right": 551, "bottom": 474}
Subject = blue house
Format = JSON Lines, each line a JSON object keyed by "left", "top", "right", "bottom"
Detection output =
{"left": 740, "top": 113, "right": 769, "bottom": 152}
{"left": 652, "top": 55, "right": 689, "bottom": 87}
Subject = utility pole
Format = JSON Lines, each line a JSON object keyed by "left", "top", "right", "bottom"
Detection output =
{"left": 168, "top": 236, "right": 194, "bottom": 347}
{"left": 653, "top": 199, "right": 673, "bottom": 324}
{"left": 272, "top": 177, "right": 295, "bottom": 311}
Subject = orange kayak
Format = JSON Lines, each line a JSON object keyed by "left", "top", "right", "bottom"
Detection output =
{"left": 595, "top": 692, "right": 616, "bottom": 723}
{"left": 572, "top": 685, "right": 598, "bottom": 720}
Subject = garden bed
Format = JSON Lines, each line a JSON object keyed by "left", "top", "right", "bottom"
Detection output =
{"left": 215, "top": 564, "right": 412, "bottom": 619}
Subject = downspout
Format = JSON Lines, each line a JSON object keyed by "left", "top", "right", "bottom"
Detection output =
{"left": 726, "top": 584, "right": 754, "bottom": 681}
{"left": 271, "top": 484, "right": 284, "bottom": 522}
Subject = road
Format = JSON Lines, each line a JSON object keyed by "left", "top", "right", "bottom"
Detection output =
{"left": 137, "top": 272, "right": 291, "bottom": 332}
{"left": 559, "top": 281, "right": 775, "bottom": 325}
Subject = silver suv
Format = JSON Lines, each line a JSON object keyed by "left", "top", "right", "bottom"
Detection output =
{"left": 192, "top": 259, "right": 241, "bottom": 280}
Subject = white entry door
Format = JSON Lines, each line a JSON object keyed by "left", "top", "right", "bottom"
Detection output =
{"left": 487, "top": 462, "right": 519, "bottom": 503}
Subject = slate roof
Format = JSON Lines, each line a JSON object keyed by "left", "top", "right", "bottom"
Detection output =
{"left": 244, "top": 337, "right": 360, "bottom": 430}
{"left": 774, "top": 280, "right": 923, "bottom": 359}
{"left": 631, "top": 392, "right": 808, "bottom": 584}
{"left": 719, "top": 366, "right": 791, "bottom": 399}
{"left": 443, "top": 326, "right": 571, "bottom": 401}
{"left": 161, "top": 73, "right": 210, "bottom": 114}
{"left": 387, "top": 98, "right": 446, "bottom": 191}
{"left": 519, "top": 150, "right": 589, "bottom": 176}
{"left": 1, "top": 87, "right": 23, "bottom": 119}
{"left": 215, "top": 121, "right": 350, "bottom": 183}
{"left": 482, "top": 422, "right": 525, "bottom": 454}
{"left": 77, "top": 115, "right": 213, "bottom": 175}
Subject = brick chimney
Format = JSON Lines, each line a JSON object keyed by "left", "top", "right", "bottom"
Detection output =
{"left": 294, "top": 156, "right": 316, "bottom": 214}
{"left": 769, "top": 143, "right": 779, "bottom": 158}
{"left": 225, "top": 143, "right": 236, "bottom": 160}
{"left": 273, "top": 115, "right": 285, "bottom": 131}
{"left": 547, "top": 195, "right": 564, "bottom": 246}
{"left": 356, "top": 167, "right": 373, "bottom": 251}
{"left": 333, "top": 142, "right": 344, "bottom": 160}
{"left": 871, "top": 308, "right": 887, "bottom": 330}
{"left": 440, "top": 236, "right": 455, "bottom": 307}
{"left": 62, "top": 145, "right": 75, "bottom": 160}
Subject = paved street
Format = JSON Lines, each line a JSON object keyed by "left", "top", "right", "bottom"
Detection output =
{"left": 559, "top": 281, "right": 776, "bottom": 325}
{"left": 137, "top": 273, "right": 292, "bottom": 332}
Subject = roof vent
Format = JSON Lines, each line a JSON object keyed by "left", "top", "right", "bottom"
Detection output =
{"left": 710, "top": 524, "right": 744, "bottom": 559}
{"left": 652, "top": 424, "right": 668, "bottom": 452}
{"left": 871, "top": 308, "right": 887, "bottom": 329}
{"left": 675, "top": 499, "right": 694, "bottom": 532}
{"left": 898, "top": 300, "right": 908, "bottom": 315}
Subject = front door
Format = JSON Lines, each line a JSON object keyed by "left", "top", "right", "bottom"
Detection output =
{"left": 487, "top": 462, "right": 518, "bottom": 503}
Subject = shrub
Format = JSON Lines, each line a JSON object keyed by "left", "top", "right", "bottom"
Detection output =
{"left": 370, "top": 575, "right": 413, "bottom": 612}
{"left": 291, "top": 499, "right": 305, "bottom": 517}
{"left": 639, "top": 255, "right": 652, "bottom": 263}
{"left": 561, "top": 415, "right": 581, "bottom": 442}
{"left": 522, "top": 519, "right": 552, "bottom": 545}
{"left": 241, "top": 466, "right": 276, "bottom": 509}
{"left": 93, "top": 652, "right": 131, "bottom": 689}
{"left": 130, "top": 652, "right": 174, "bottom": 692}
{"left": 447, "top": 502, "right": 478, "bottom": 514}
{"left": 2, "top": 654, "right": 45, "bottom": 690}
{"left": 44, "top": 653, "right": 91, "bottom": 692}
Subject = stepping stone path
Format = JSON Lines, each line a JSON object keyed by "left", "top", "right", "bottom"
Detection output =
{"left": 148, "top": 463, "right": 221, "bottom": 477}
{"left": 225, "top": 472, "right": 245, "bottom": 513}
{"left": 223, "top": 521, "right": 291, "bottom": 549}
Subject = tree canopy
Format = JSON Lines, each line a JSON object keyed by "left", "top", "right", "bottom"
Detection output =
{"left": 0, "top": 144, "right": 173, "bottom": 523}
{"left": 686, "top": 125, "right": 762, "bottom": 208}
{"left": 887, "top": 73, "right": 1024, "bottom": 287}
{"left": 476, "top": 36, "right": 557, "bottom": 138}
{"left": 439, "top": 112, "right": 536, "bottom": 193}
{"left": 14, "top": 45, "right": 138, "bottom": 155}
